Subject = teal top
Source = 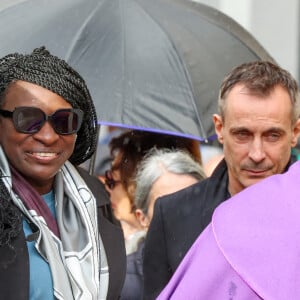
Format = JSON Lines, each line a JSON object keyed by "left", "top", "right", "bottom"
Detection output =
{"left": 23, "top": 190, "right": 56, "bottom": 300}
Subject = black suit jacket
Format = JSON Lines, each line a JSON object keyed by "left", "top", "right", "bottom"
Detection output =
{"left": 0, "top": 168, "right": 126, "bottom": 300}
{"left": 143, "top": 159, "right": 230, "bottom": 299}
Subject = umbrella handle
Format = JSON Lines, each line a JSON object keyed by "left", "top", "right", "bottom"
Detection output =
{"left": 88, "top": 124, "right": 101, "bottom": 175}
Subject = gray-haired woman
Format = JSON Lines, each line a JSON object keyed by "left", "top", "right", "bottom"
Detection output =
{"left": 120, "top": 148, "right": 206, "bottom": 300}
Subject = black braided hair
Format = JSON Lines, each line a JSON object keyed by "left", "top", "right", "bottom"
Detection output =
{"left": 0, "top": 174, "right": 22, "bottom": 264}
{"left": 0, "top": 46, "right": 98, "bottom": 165}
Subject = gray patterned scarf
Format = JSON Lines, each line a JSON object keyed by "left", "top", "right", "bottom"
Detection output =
{"left": 0, "top": 147, "right": 109, "bottom": 299}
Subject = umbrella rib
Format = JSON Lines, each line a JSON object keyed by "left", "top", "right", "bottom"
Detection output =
{"left": 120, "top": 0, "right": 128, "bottom": 124}
{"left": 170, "top": 0, "right": 275, "bottom": 63}
{"left": 64, "top": 1, "right": 106, "bottom": 62}
{"left": 133, "top": 0, "right": 208, "bottom": 140}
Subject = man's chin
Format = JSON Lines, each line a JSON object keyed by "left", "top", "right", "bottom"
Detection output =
{"left": 243, "top": 176, "right": 270, "bottom": 189}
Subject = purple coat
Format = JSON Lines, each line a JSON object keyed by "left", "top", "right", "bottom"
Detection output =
{"left": 158, "top": 161, "right": 300, "bottom": 299}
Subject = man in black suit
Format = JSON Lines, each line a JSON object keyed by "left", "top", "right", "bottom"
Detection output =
{"left": 143, "top": 61, "right": 300, "bottom": 299}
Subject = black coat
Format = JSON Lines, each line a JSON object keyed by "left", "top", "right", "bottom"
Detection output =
{"left": 0, "top": 169, "right": 126, "bottom": 300}
{"left": 120, "top": 240, "right": 145, "bottom": 300}
{"left": 143, "top": 159, "right": 230, "bottom": 300}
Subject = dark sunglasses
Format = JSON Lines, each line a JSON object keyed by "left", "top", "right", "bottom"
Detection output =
{"left": 105, "top": 170, "right": 121, "bottom": 189}
{"left": 0, "top": 106, "right": 84, "bottom": 135}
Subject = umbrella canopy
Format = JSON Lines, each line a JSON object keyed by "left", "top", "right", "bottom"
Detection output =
{"left": 0, "top": 0, "right": 274, "bottom": 141}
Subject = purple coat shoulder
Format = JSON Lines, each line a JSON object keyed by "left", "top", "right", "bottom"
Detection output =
{"left": 158, "top": 161, "right": 300, "bottom": 300}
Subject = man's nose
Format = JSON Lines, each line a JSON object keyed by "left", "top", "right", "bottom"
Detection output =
{"left": 248, "top": 138, "right": 266, "bottom": 162}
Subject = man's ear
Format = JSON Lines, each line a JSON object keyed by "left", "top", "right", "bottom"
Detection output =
{"left": 213, "top": 114, "right": 224, "bottom": 144}
{"left": 291, "top": 118, "right": 300, "bottom": 147}
{"left": 135, "top": 209, "right": 150, "bottom": 228}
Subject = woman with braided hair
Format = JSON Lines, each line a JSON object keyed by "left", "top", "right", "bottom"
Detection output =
{"left": 0, "top": 47, "right": 126, "bottom": 300}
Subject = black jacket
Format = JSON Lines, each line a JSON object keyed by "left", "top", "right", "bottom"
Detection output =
{"left": 120, "top": 240, "right": 145, "bottom": 300}
{"left": 0, "top": 168, "right": 126, "bottom": 300}
{"left": 143, "top": 159, "right": 230, "bottom": 299}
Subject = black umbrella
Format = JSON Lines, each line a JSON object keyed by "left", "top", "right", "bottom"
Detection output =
{"left": 0, "top": 0, "right": 274, "bottom": 142}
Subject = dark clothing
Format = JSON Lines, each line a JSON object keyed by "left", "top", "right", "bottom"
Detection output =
{"left": 143, "top": 159, "right": 230, "bottom": 300}
{"left": 121, "top": 240, "right": 145, "bottom": 300}
{"left": 143, "top": 158, "right": 293, "bottom": 299}
{"left": 0, "top": 232, "right": 29, "bottom": 300}
{"left": 0, "top": 169, "right": 126, "bottom": 300}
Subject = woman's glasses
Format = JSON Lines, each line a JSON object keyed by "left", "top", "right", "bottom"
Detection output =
{"left": 0, "top": 106, "right": 83, "bottom": 135}
{"left": 105, "top": 170, "right": 121, "bottom": 189}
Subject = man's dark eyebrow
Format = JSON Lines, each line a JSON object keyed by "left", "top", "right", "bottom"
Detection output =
{"left": 229, "top": 127, "right": 250, "bottom": 133}
{"left": 264, "top": 127, "right": 285, "bottom": 133}
{"left": 229, "top": 126, "right": 285, "bottom": 134}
